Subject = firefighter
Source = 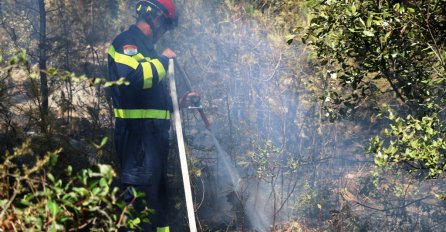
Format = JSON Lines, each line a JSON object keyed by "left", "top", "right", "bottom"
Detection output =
{"left": 107, "top": 1, "right": 178, "bottom": 231}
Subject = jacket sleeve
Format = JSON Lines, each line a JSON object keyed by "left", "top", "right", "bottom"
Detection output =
{"left": 108, "top": 44, "right": 168, "bottom": 89}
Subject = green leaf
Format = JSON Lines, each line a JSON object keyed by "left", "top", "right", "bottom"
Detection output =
{"left": 286, "top": 34, "right": 295, "bottom": 45}
{"left": 104, "top": 82, "right": 114, "bottom": 88}
{"left": 384, "top": 31, "right": 392, "bottom": 42}
{"left": 98, "top": 164, "right": 115, "bottom": 180}
{"left": 94, "top": 78, "right": 102, "bottom": 85}
{"left": 65, "top": 165, "right": 73, "bottom": 176}
{"left": 47, "top": 173, "right": 55, "bottom": 183}
{"left": 363, "top": 30, "right": 375, "bottom": 37}
{"left": 47, "top": 67, "right": 58, "bottom": 76}
{"left": 366, "top": 15, "right": 373, "bottom": 28}
{"left": 19, "top": 194, "right": 34, "bottom": 206}
{"left": 117, "top": 77, "right": 130, "bottom": 86}
{"left": 73, "top": 187, "right": 89, "bottom": 196}
{"left": 350, "top": 5, "right": 357, "bottom": 14}
{"left": 100, "top": 137, "right": 108, "bottom": 147}
{"left": 30, "top": 72, "right": 39, "bottom": 79}
{"left": 410, "top": 140, "right": 419, "bottom": 148}
{"left": 359, "top": 17, "right": 366, "bottom": 27}
{"left": 47, "top": 199, "right": 59, "bottom": 218}
{"left": 92, "top": 187, "right": 101, "bottom": 196}
{"left": 49, "top": 152, "right": 59, "bottom": 166}
{"left": 99, "top": 177, "right": 108, "bottom": 188}
{"left": 93, "top": 137, "right": 108, "bottom": 149}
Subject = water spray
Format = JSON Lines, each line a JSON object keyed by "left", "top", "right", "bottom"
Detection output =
{"left": 173, "top": 59, "right": 269, "bottom": 231}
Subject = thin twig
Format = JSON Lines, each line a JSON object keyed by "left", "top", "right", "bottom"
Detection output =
{"left": 116, "top": 196, "right": 137, "bottom": 227}
{"left": 0, "top": 190, "right": 17, "bottom": 221}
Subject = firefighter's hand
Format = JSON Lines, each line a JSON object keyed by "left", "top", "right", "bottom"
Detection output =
{"left": 162, "top": 48, "right": 176, "bottom": 59}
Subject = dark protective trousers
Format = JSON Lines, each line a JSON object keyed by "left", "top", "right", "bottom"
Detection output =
{"left": 115, "top": 119, "right": 170, "bottom": 231}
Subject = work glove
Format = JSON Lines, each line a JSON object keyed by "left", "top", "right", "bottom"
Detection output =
{"left": 161, "top": 48, "right": 176, "bottom": 59}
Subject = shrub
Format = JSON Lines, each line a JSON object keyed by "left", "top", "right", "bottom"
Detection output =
{"left": 0, "top": 140, "right": 148, "bottom": 231}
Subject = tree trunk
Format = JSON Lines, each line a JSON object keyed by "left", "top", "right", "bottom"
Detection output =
{"left": 38, "top": 0, "right": 48, "bottom": 132}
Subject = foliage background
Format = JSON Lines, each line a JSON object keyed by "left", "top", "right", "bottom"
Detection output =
{"left": 1, "top": 0, "right": 445, "bottom": 231}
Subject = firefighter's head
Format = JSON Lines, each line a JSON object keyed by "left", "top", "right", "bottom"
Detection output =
{"left": 136, "top": 0, "right": 178, "bottom": 40}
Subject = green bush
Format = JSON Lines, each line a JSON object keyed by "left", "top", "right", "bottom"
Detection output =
{"left": 0, "top": 139, "right": 148, "bottom": 231}
{"left": 301, "top": 0, "right": 446, "bottom": 119}
{"left": 301, "top": 0, "right": 446, "bottom": 183}
{"left": 368, "top": 110, "right": 446, "bottom": 179}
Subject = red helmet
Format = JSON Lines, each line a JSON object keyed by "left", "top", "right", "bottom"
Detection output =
{"left": 156, "top": 0, "right": 176, "bottom": 19}
{"left": 136, "top": 0, "right": 176, "bottom": 20}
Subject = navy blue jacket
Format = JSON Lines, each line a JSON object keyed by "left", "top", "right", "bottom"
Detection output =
{"left": 108, "top": 25, "right": 172, "bottom": 119}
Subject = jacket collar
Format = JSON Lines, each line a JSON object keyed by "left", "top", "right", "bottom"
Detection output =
{"left": 129, "top": 25, "right": 155, "bottom": 50}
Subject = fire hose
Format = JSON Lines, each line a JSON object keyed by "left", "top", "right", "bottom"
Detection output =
{"left": 168, "top": 59, "right": 198, "bottom": 232}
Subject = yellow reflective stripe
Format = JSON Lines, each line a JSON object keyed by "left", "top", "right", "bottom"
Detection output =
{"left": 132, "top": 53, "right": 145, "bottom": 61}
{"left": 115, "top": 53, "right": 139, "bottom": 69}
{"left": 114, "top": 109, "right": 170, "bottom": 119}
{"left": 156, "top": 227, "right": 170, "bottom": 232}
{"left": 108, "top": 46, "right": 139, "bottom": 69}
{"left": 142, "top": 62, "right": 153, "bottom": 89}
{"left": 151, "top": 59, "right": 166, "bottom": 81}
{"left": 108, "top": 46, "right": 115, "bottom": 57}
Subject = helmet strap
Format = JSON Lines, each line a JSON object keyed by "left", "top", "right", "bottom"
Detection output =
{"left": 142, "top": 14, "right": 165, "bottom": 41}
{"left": 145, "top": 16, "right": 158, "bottom": 39}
